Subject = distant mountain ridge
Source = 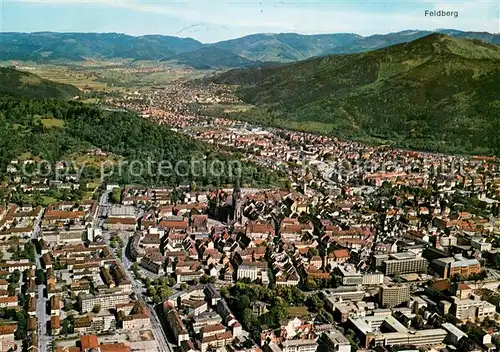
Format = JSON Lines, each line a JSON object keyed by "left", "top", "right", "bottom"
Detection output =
{"left": 0, "top": 32, "right": 204, "bottom": 61}
{"left": 214, "top": 34, "right": 500, "bottom": 157}
{"left": 161, "top": 47, "right": 257, "bottom": 70}
{"left": 1, "top": 30, "right": 499, "bottom": 68}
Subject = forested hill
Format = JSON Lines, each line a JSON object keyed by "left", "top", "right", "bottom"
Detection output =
{"left": 0, "top": 67, "right": 80, "bottom": 99}
{"left": 162, "top": 47, "right": 257, "bottom": 69}
{"left": 1, "top": 30, "right": 499, "bottom": 67}
{"left": 215, "top": 34, "right": 500, "bottom": 157}
{"left": 211, "top": 30, "right": 500, "bottom": 62}
{"left": 0, "top": 98, "right": 282, "bottom": 188}
{"left": 0, "top": 32, "right": 204, "bottom": 61}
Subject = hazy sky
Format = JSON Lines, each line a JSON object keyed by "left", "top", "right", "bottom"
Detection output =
{"left": 1, "top": 0, "right": 499, "bottom": 42}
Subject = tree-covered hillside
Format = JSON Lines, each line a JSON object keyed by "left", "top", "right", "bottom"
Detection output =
{"left": 0, "top": 32, "right": 203, "bottom": 61}
{"left": 215, "top": 34, "right": 500, "bottom": 156}
{"left": 0, "top": 67, "right": 80, "bottom": 99}
{"left": 0, "top": 98, "right": 282, "bottom": 187}
{"left": 211, "top": 30, "right": 500, "bottom": 62}
{"left": 162, "top": 47, "right": 257, "bottom": 69}
{"left": 2, "top": 30, "right": 499, "bottom": 66}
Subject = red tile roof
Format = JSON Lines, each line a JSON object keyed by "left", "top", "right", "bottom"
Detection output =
{"left": 80, "top": 334, "right": 99, "bottom": 350}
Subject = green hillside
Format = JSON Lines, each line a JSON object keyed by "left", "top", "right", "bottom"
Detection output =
{"left": 215, "top": 34, "right": 500, "bottom": 156}
{"left": 212, "top": 33, "right": 362, "bottom": 62}
{"left": 0, "top": 68, "right": 282, "bottom": 190}
{"left": 212, "top": 30, "right": 500, "bottom": 62}
{"left": 162, "top": 47, "right": 257, "bottom": 69}
{"left": 0, "top": 67, "right": 80, "bottom": 99}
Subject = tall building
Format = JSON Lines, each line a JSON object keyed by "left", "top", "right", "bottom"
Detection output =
{"left": 379, "top": 285, "right": 410, "bottom": 308}
{"left": 382, "top": 252, "right": 428, "bottom": 275}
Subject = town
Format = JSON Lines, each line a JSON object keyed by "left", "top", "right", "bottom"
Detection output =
{"left": 0, "top": 77, "right": 499, "bottom": 352}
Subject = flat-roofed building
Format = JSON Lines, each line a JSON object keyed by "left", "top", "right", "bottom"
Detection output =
{"left": 348, "top": 315, "right": 446, "bottom": 349}
{"left": 107, "top": 205, "right": 136, "bottom": 218}
{"left": 451, "top": 296, "right": 496, "bottom": 321}
{"left": 382, "top": 252, "right": 428, "bottom": 276}
{"left": 319, "top": 330, "right": 351, "bottom": 352}
{"left": 42, "top": 229, "right": 85, "bottom": 244}
{"left": 237, "top": 261, "right": 269, "bottom": 284}
{"left": 324, "top": 287, "right": 365, "bottom": 311}
{"left": 281, "top": 339, "right": 317, "bottom": 352}
{"left": 432, "top": 256, "right": 481, "bottom": 279}
{"left": 369, "top": 328, "right": 447, "bottom": 348}
{"left": 192, "top": 311, "right": 223, "bottom": 334}
{"left": 78, "top": 291, "right": 130, "bottom": 313}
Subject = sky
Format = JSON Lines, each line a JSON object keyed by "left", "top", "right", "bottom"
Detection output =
{"left": 1, "top": 0, "right": 499, "bottom": 43}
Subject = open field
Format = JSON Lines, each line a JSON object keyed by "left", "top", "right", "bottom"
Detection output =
{"left": 286, "top": 306, "right": 309, "bottom": 318}
{"left": 41, "top": 118, "right": 65, "bottom": 128}
{"left": 12, "top": 64, "right": 107, "bottom": 89}
{"left": 68, "top": 151, "right": 123, "bottom": 168}
{"left": 5, "top": 60, "right": 212, "bottom": 91}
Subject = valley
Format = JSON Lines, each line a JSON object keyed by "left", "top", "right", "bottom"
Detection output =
{"left": 0, "top": 27, "right": 499, "bottom": 352}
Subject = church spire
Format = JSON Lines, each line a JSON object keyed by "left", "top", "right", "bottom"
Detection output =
{"left": 232, "top": 178, "right": 242, "bottom": 225}
{"left": 234, "top": 178, "right": 241, "bottom": 194}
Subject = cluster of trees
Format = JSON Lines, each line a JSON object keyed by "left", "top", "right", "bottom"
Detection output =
{"left": 8, "top": 242, "right": 36, "bottom": 262}
{"left": 131, "top": 263, "right": 176, "bottom": 304}
{"left": 345, "top": 329, "right": 361, "bottom": 350}
{"left": 0, "top": 67, "right": 79, "bottom": 99}
{"left": 109, "top": 235, "right": 124, "bottom": 250}
{"left": 477, "top": 288, "right": 500, "bottom": 307}
{"left": 199, "top": 274, "right": 216, "bottom": 284}
{"left": 0, "top": 270, "right": 30, "bottom": 340}
{"left": 301, "top": 276, "right": 338, "bottom": 291}
{"left": 5, "top": 270, "right": 21, "bottom": 296}
{"left": 109, "top": 235, "right": 125, "bottom": 259}
{"left": 35, "top": 269, "right": 46, "bottom": 285}
{"left": 451, "top": 270, "right": 488, "bottom": 283}
{"left": 223, "top": 283, "right": 331, "bottom": 341}
{"left": 0, "top": 307, "right": 28, "bottom": 340}
{"left": 109, "top": 187, "right": 121, "bottom": 204}
{"left": 9, "top": 188, "right": 86, "bottom": 207}
{"left": 61, "top": 316, "right": 75, "bottom": 336}
{"left": 452, "top": 194, "right": 498, "bottom": 218}
{"left": 143, "top": 277, "right": 173, "bottom": 304}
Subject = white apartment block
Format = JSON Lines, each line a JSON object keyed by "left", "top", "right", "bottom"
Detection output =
{"left": 237, "top": 262, "right": 269, "bottom": 284}
{"left": 79, "top": 292, "right": 131, "bottom": 313}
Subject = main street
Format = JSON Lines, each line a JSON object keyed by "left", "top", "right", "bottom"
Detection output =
{"left": 31, "top": 208, "right": 52, "bottom": 352}
{"left": 97, "top": 190, "right": 173, "bottom": 352}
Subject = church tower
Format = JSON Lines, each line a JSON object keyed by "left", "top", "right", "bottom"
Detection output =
{"left": 232, "top": 179, "right": 242, "bottom": 225}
